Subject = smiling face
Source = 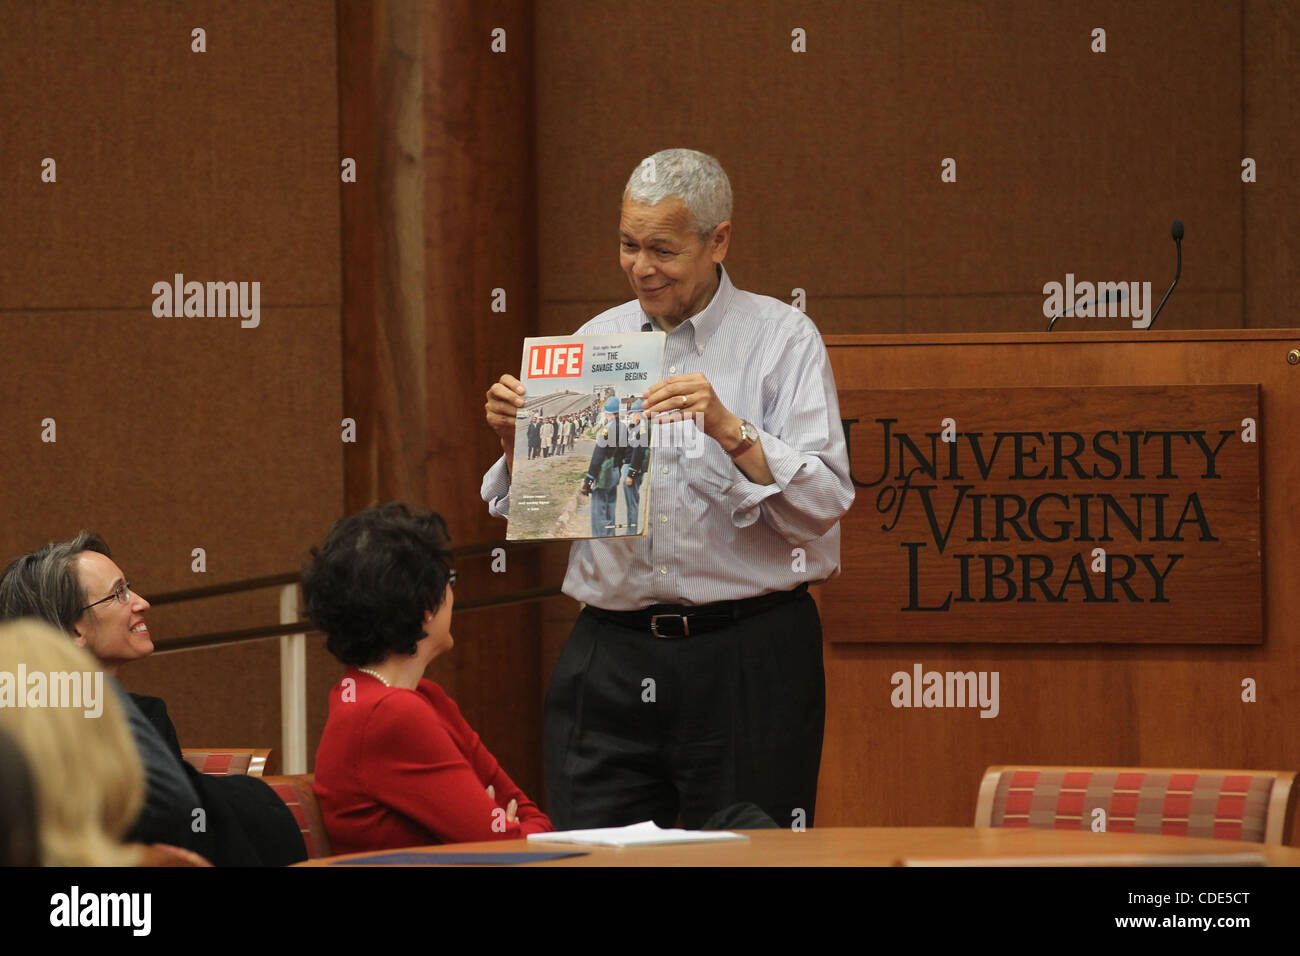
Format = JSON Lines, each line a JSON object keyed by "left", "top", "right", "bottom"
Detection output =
{"left": 71, "top": 551, "right": 153, "bottom": 674}
{"left": 619, "top": 194, "right": 730, "bottom": 327}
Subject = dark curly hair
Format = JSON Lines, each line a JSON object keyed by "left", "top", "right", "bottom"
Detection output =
{"left": 301, "top": 504, "right": 454, "bottom": 668}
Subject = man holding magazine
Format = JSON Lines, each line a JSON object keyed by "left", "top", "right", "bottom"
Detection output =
{"left": 481, "top": 148, "right": 854, "bottom": 831}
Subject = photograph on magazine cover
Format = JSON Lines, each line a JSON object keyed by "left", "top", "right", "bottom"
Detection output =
{"left": 507, "top": 332, "right": 665, "bottom": 540}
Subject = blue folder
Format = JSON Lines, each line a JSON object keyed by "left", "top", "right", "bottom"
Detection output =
{"left": 330, "top": 850, "right": 588, "bottom": 866}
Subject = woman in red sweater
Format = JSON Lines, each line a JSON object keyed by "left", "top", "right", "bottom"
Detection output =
{"left": 304, "top": 504, "right": 552, "bottom": 852}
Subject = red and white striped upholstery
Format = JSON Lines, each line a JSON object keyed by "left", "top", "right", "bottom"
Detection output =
{"left": 181, "top": 748, "right": 270, "bottom": 777}
{"left": 263, "top": 774, "right": 332, "bottom": 859}
{"left": 975, "top": 766, "right": 1296, "bottom": 845}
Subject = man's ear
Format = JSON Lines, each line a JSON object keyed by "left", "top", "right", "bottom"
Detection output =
{"left": 71, "top": 630, "right": 88, "bottom": 648}
{"left": 710, "top": 220, "right": 732, "bottom": 262}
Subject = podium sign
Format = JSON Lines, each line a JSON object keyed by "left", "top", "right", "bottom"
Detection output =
{"left": 831, "top": 385, "right": 1262, "bottom": 643}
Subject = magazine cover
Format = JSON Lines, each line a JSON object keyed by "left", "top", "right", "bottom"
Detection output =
{"left": 507, "top": 332, "right": 665, "bottom": 540}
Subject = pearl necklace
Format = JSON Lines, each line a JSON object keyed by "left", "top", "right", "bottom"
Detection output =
{"left": 357, "top": 667, "right": 391, "bottom": 687}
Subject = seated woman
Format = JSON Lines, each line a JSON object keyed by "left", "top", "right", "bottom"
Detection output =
{"left": 0, "top": 533, "right": 305, "bottom": 866}
{"left": 0, "top": 620, "right": 144, "bottom": 865}
{"left": 304, "top": 503, "right": 552, "bottom": 852}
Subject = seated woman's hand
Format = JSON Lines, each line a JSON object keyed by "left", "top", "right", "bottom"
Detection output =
{"left": 486, "top": 785, "right": 519, "bottom": 824}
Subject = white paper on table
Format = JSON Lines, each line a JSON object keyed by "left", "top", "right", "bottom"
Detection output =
{"left": 526, "top": 820, "right": 749, "bottom": 847}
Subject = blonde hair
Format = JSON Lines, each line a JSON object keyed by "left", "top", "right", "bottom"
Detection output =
{"left": 0, "top": 619, "right": 143, "bottom": 866}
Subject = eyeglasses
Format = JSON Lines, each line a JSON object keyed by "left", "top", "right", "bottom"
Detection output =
{"left": 81, "top": 580, "right": 132, "bottom": 613}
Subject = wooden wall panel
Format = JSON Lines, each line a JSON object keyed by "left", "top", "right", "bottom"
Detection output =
{"left": 532, "top": 0, "right": 1292, "bottom": 334}
{"left": 0, "top": 0, "right": 342, "bottom": 770}
{"left": 900, "top": 3, "right": 1240, "bottom": 302}
{"left": 534, "top": 0, "right": 904, "bottom": 315}
{"left": 338, "top": 0, "right": 427, "bottom": 510}
{"left": 1243, "top": 2, "right": 1299, "bottom": 328}
{"left": 338, "top": 0, "right": 547, "bottom": 800}
{"left": 0, "top": 0, "right": 340, "bottom": 308}
{"left": 0, "top": 307, "right": 342, "bottom": 577}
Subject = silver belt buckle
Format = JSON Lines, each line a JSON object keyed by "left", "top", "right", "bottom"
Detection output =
{"left": 650, "top": 613, "right": 689, "bottom": 638}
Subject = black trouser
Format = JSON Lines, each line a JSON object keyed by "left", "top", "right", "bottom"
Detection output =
{"left": 542, "top": 588, "right": 825, "bottom": 830}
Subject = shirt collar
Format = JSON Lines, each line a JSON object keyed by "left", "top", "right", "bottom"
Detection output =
{"left": 638, "top": 264, "right": 734, "bottom": 351}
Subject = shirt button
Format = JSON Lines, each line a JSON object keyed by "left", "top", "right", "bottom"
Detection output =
{"left": 659, "top": 566, "right": 668, "bottom": 574}
{"left": 669, "top": 365, "right": 677, "bottom": 374}
{"left": 659, "top": 514, "right": 667, "bottom": 523}
{"left": 742, "top": 512, "right": 752, "bottom": 521}
{"left": 661, "top": 465, "right": 668, "bottom": 474}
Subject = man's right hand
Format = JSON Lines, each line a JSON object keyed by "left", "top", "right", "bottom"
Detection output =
{"left": 485, "top": 373, "right": 526, "bottom": 471}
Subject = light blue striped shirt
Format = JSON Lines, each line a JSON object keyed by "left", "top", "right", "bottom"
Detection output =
{"left": 480, "top": 266, "right": 854, "bottom": 609}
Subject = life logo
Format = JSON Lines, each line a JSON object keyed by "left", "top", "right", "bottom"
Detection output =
{"left": 528, "top": 343, "right": 583, "bottom": 378}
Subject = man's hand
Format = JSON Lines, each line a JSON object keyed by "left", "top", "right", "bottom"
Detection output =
{"left": 642, "top": 373, "right": 741, "bottom": 450}
{"left": 485, "top": 374, "right": 526, "bottom": 470}
{"left": 580, "top": 477, "right": 592, "bottom": 496}
{"left": 643, "top": 372, "right": 776, "bottom": 484}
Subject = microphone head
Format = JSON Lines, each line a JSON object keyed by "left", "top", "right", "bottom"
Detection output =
{"left": 1171, "top": 220, "right": 1184, "bottom": 241}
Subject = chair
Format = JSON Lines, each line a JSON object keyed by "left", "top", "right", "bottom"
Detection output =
{"left": 181, "top": 748, "right": 271, "bottom": 777}
{"left": 263, "top": 774, "right": 332, "bottom": 859}
{"left": 975, "top": 765, "right": 1297, "bottom": 845}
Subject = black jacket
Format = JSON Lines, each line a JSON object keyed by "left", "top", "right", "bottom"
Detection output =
{"left": 129, "top": 694, "right": 307, "bottom": 866}
{"left": 117, "top": 681, "right": 201, "bottom": 849}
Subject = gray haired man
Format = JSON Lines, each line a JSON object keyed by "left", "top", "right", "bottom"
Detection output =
{"left": 482, "top": 148, "right": 854, "bottom": 830}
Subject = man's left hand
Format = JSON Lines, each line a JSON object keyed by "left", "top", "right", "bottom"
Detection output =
{"left": 642, "top": 373, "right": 741, "bottom": 451}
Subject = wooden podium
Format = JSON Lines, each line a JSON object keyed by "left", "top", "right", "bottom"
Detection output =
{"left": 815, "top": 329, "right": 1300, "bottom": 834}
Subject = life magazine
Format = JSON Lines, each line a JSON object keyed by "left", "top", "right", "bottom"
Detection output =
{"left": 506, "top": 332, "right": 665, "bottom": 541}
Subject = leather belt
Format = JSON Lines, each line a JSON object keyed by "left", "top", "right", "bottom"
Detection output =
{"left": 584, "top": 583, "right": 810, "bottom": 638}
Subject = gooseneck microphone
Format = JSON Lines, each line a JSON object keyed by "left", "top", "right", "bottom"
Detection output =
{"left": 1047, "top": 220, "right": 1184, "bottom": 331}
{"left": 1147, "top": 220, "right": 1183, "bottom": 329}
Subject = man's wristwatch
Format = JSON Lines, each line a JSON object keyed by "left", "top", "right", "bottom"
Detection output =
{"left": 726, "top": 420, "right": 759, "bottom": 458}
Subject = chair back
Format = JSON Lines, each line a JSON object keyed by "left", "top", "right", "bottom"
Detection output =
{"left": 975, "top": 765, "right": 1296, "bottom": 845}
{"left": 263, "top": 773, "right": 332, "bottom": 859}
{"left": 181, "top": 748, "right": 271, "bottom": 776}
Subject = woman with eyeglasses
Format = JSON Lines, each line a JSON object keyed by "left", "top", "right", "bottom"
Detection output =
{"left": 0, "top": 533, "right": 307, "bottom": 866}
{"left": 305, "top": 503, "right": 552, "bottom": 852}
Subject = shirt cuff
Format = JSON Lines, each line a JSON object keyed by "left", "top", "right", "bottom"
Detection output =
{"left": 722, "top": 427, "right": 805, "bottom": 527}
{"left": 481, "top": 454, "right": 511, "bottom": 518}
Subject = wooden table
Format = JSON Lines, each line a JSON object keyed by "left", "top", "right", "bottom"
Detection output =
{"left": 297, "top": 827, "right": 1300, "bottom": 866}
